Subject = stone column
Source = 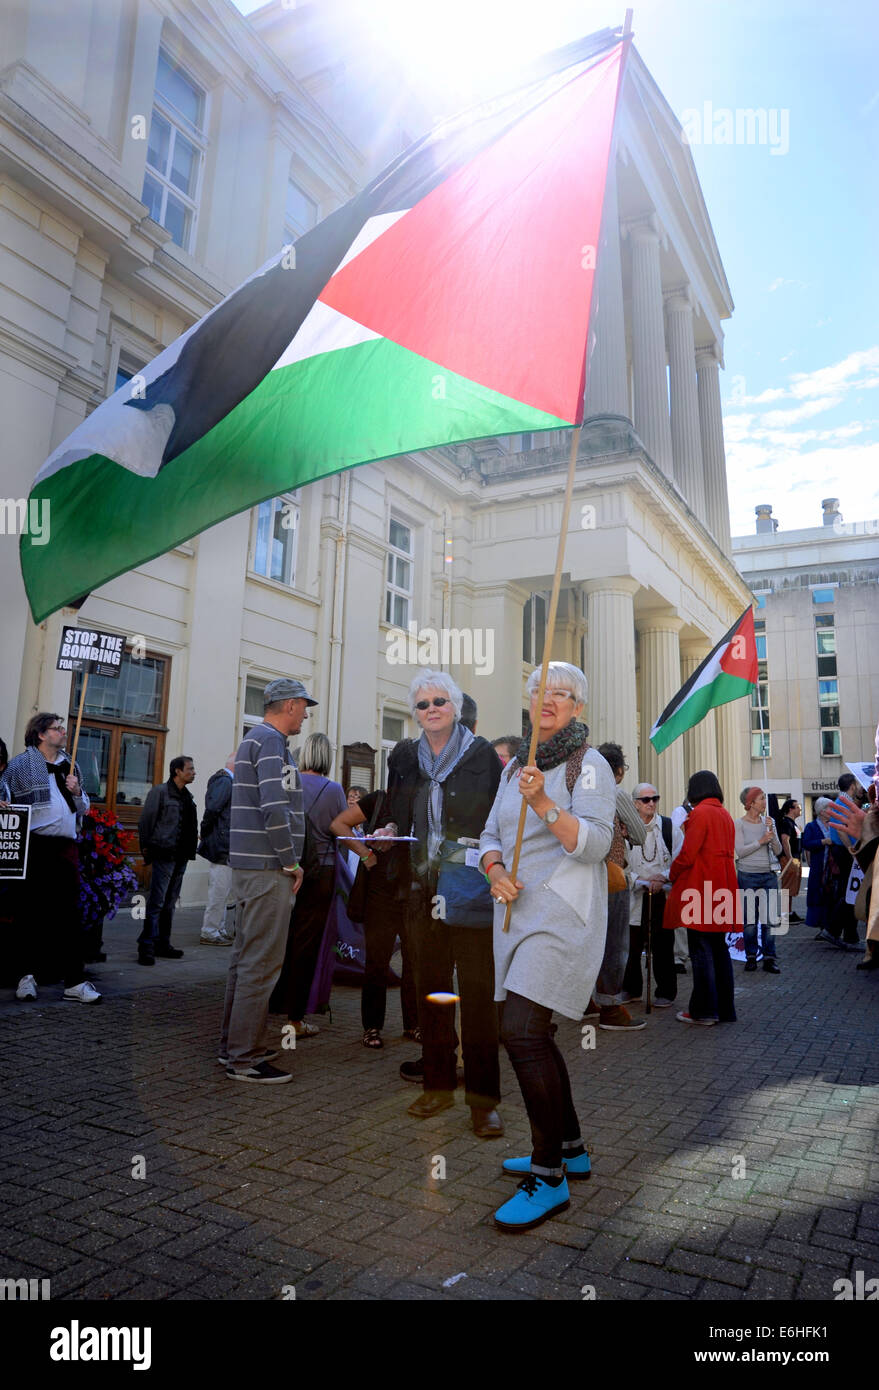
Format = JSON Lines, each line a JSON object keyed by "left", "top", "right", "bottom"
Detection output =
{"left": 680, "top": 646, "right": 718, "bottom": 785}
{"left": 665, "top": 287, "right": 707, "bottom": 518}
{"left": 696, "top": 346, "right": 732, "bottom": 553}
{"left": 625, "top": 216, "right": 673, "bottom": 476}
{"left": 583, "top": 159, "right": 629, "bottom": 419}
{"left": 583, "top": 577, "right": 639, "bottom": 781}
{"left": 637, "top": 613, "right": 685, "bottom": 808}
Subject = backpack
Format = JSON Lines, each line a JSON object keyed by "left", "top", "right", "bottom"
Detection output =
{"left": 299, "top": 779, "right": 330, "bottom": 880}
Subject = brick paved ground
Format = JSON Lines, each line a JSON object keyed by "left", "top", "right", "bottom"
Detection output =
{"left": 1, "top": 898, "right": 877, "bottom": 1302}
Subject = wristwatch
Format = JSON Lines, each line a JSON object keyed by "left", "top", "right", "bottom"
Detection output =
{"left": 543, "top": 804, "right": 561, "bottom": 826}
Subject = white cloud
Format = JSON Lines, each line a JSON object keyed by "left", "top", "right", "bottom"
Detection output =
{"left": 726, "top": 437, "right": 879, "bottom": 535}
{"left": 788, "top": 347, "right": 879, "bottom": 400}
{"left": 762, "top": 396, "right": 844, "bottom": 427}
{"left": 767, "top": 278, "right": 807, "bottom": 292}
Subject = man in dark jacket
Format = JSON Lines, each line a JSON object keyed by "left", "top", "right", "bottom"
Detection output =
{"left": 137, "top": 755, "right": 198, "bottom": 964}
{"left": 198, "top": 754, "right": 235, "bottom": 945}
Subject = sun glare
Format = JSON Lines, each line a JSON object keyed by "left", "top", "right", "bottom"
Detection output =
{"left": 360, "top": 0, "right": 607, "bottom": 112}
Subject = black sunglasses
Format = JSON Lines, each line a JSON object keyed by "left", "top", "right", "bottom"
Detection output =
{"left": 636, "top": 795, "right": 661, "bottom": 803}
{"left": 415, "top": 697, "right": 450, "bottom": 710}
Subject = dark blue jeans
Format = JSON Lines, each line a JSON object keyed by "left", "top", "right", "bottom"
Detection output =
{"left": 737, "top": 869, "right": 779, "bottom": 960}
{"left": 687, "top": 930, "right": 736, "bottom": 1022}
{"left": 139, "top": 859, "right": 187, "bottom": 954}
{"left": 499, "top": 991, "right": 585, "bottom": 1177}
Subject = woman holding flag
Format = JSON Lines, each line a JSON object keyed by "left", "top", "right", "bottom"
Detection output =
{"left": 479, "top": 662, "right": 615, "bottom": 1231}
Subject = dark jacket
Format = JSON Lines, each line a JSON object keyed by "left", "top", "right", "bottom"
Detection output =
{"left": 197, "top": 769, "right": 233, "bottom": 864}
{"left": 386, "top": 734, "right": 502, "bottom": 901}
{"left": 138, "top": 779, "right": 198, "bottom": 865}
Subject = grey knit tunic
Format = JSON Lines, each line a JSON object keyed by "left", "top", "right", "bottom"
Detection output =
{"left": 480, "top": 748, "right": 616, "bottom": 1021}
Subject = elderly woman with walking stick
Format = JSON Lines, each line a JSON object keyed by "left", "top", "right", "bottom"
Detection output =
{"left": 479, "top": 661, "right": 615, "bottom": 1231}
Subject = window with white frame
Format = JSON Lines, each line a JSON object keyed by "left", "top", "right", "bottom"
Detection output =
{"left": 385, "top": 517, "right": 413, "bottom": 627}
{"left": 522, "top": 592, "right": 548, "bottom": 665}
{"left": 815, "top": 615, "right": 840, "bottom": 756}
{"left": 251, "top": 496, "right": 299, "bottom": 587}
{"left": 142, "top": 48, "right": 206, "bottom": 251}
{"left": 284, "top": 180, "right": 319, "bottom": 241}
{"left": 750, "top": 619, "right": 770, "bottom": 759}
{"left": 242, "top": 679, "right": 267, "bottom": 738}
{"left": 380, "top": 711, "right": 407, "bottom": 787}
{"left": 509, "top": 432, "right": 534, "bottom": 453}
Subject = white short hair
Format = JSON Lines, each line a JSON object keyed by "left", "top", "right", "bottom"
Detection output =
{"left": 526, "top": 661, "right": 588, "bottom": 707}
{"left": 634, "top": 782, "right": 658, "bottom": 800}
{"left": 407, "top": 669, "right": 463, "bottom": 719}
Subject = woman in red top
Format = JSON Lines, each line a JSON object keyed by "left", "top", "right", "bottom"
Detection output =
{"left": 666, "top": 771, "right": 740, "bottom": 1026}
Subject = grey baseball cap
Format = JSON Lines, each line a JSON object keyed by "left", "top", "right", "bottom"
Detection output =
{"left": 263, "top": 677, "right": 317, "bottom": 707}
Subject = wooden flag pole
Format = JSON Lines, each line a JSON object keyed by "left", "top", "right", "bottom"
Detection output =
{"left": 69, "top": 670, "right": 89, "bottom": 770}
{"left": 503, "top": 425, "right": 582, "bottom": 932}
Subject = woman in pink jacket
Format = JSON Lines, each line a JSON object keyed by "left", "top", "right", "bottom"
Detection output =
{"left": 666, "top": 771, "right": 740, "bottom": 1027}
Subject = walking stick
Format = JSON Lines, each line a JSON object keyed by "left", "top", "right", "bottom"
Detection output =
{"left": 502, "top": 427, "right": 581, "bottom": 933}
{"left": 644, "top": 885, "right": 653, "bottom": 1015}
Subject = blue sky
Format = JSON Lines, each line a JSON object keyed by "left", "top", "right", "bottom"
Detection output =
{"left": 235, "top": 0, "right": 879, "bottom": 535}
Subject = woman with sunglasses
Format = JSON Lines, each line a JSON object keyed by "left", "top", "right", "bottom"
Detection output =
{"left": 479, "top": 662, "right": 616, "bottom": 1231}
{"left": 386, "top": 670, "right": 504, "bottom": 1136}
{"left": 621, "top": 782, "right": 677, "bottom": 1009}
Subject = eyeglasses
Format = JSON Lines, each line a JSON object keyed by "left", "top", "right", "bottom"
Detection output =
{"left": 415, "top": 697, "right": 450, "bottom": 710}
{"left": 636, "top": 795, "right": 660, "bottom": 804}
{"left": 539, "top": 690, "right": 576, "bottom": 703}
{"left": 49, "top": 723, "right": 66, "bottom": 732}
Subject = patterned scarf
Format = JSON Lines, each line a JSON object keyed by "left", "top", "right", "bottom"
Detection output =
{"left": 514, "top": 718, "right": 590, "bottom": 773}
{"left": 1, "top": 746, "right": 78, "bottom": 810}
{"left": 417, "top": 722, "right": 474, "bottom": 863}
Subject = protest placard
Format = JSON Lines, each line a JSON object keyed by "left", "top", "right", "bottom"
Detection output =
{"left": 0, "top": 805, "right": 31, "bottom": 879}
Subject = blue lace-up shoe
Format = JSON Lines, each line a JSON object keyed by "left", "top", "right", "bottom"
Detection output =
{"left": 493, "top": 1174, "right": 570, "bottom": 1231}
{"left": 502, "top": 1151, "right": 591, "bottom": 1180}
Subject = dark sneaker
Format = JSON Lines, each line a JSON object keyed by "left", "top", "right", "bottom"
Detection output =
{"left": 744, "top": 958, "right": 758, "bottom": 972}
{"left": 155, "top": 945, "right": 184, "bottom": 958}
{"left": 598, "top": 1005, "right": 647, "bottom": 1031}
{"left": 399, "top": 1057, "right": 424, "bottom": 1083}
{"left": 226, "top": 1061, "right": 291, "bottom": 1083}
{"left": 137, "top": 953, "right": 155, "bottom": 966}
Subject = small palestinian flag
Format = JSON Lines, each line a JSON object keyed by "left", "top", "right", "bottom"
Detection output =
{"left": 22, "top": 31, "right": 627, "bottom": 622}
{"left": 649, "top": 608, "right": 759, "bottom": 754}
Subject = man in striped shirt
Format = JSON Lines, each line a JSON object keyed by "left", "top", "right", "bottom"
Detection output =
{"left": 219, "top": 678, "right": 313, "bottom": 1082}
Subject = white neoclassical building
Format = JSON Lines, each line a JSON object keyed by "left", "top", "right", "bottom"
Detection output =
{"left": 0, "top": 1, "right": 751, "bottom": 900}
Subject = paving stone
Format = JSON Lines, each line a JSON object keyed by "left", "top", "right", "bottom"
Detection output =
{"left": 2, "top": 901, "right": 877, "bottom": 1301}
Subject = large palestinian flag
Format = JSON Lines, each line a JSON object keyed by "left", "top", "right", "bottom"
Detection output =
{"left": 649, "top": 608, "right": 759, "bottom": 754}
{"left": 22, "top": 32, "right": 627, "bottom": 622}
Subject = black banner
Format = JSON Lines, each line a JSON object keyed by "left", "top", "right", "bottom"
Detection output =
{"left": 57, "top": 627, "right": 124, "bottom": 678}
